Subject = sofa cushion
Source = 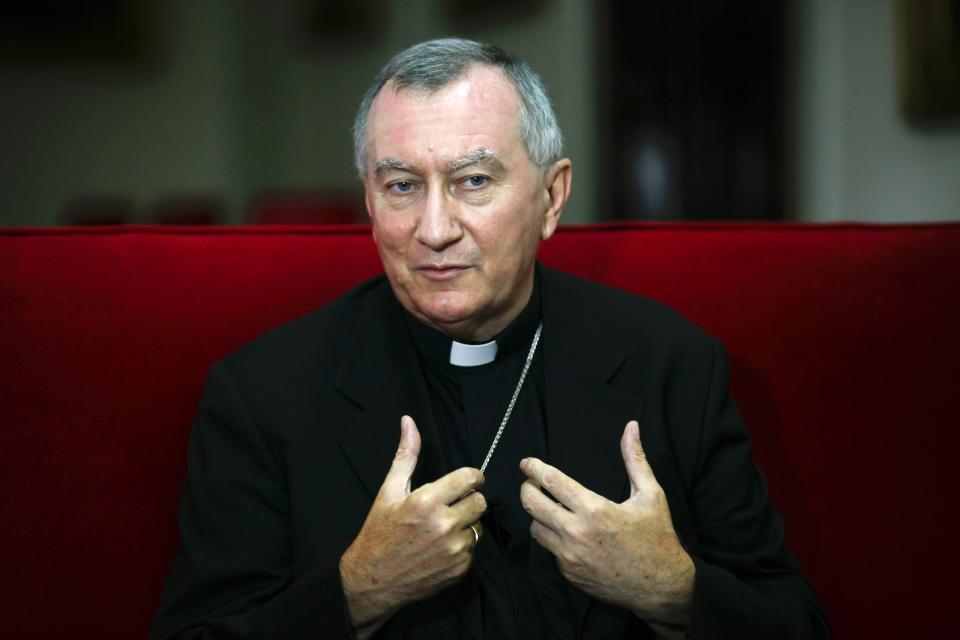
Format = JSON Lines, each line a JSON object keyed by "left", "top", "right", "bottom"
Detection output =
{"left": 1, "top": 223, "right": 957, "bottom": 638}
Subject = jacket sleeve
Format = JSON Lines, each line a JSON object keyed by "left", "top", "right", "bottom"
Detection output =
{"left": 150, "top": 361, "right": 355, "bottom": 639}
{"left": 684, "top": 341, "right": 832, "bottom": 639}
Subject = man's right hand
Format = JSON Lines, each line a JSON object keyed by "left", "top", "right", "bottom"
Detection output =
{"left": 339, "top": 415, "right": 486, "bottom": 638}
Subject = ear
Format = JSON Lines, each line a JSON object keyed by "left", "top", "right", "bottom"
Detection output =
{"left": 540, "top": 158, "right": 572, "bottom": 241}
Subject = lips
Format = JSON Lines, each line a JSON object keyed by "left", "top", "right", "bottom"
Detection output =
{"left": 416, "top": 264, "right": 470, "bottom": 280}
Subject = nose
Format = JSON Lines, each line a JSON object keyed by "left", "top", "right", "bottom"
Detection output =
{"left": 413, "top": 183, "right": 463, "bottom": 251}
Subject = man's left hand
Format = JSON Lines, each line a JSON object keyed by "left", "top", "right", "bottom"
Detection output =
{"left": 519, "top": 420, "right": 695, "bottom": 631}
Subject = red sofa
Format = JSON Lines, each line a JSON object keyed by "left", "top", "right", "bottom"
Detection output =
{"left": 1, "top": 223, "right": 957, "bottom": 638}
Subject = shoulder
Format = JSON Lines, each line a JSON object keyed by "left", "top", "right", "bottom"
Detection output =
{"left": 541, "top": 264, "right": 717, "bottom": 357}
{"left": 220, "top": 273, "right": 389, "bottom": 383}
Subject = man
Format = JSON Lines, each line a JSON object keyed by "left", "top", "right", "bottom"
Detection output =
{"left": 152, "top": 39, "right": 830, "bottom": 639}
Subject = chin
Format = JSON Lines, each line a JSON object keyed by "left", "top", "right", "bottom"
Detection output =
{"left": 412, "top": 291, "right": 479, "bottom": 330}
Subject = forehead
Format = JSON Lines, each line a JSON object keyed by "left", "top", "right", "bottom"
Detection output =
{"left": 366, "top": 65, "right": 525, "bottom": 169}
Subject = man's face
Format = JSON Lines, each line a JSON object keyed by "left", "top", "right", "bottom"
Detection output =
{"left": 363, "top": 65, "right": 570, "bottom": 341}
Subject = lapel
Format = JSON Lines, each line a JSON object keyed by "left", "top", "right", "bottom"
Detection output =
{"left": 333, "top": 280, "right": 483, "bottom": 640}
{"left": 539, "top": 265, "right": 639, "bottom": 636}
{"left": 331, "top": 269, "right": 695, "bottom": 639}
{"left": 540, "top": 264, "right": 643, "bottom": 505}
{"left": 539, "top": 265, "right": 694, "bottom": 637}
{"left": 334, "top": 280, "right": 448, "bottom": 496}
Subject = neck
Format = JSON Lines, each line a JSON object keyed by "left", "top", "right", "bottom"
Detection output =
{"left": 425, "top": 273, "right": 535, "bottom": 343}
{"left": 401, "top": 267, "right": 542, "bottom": 366}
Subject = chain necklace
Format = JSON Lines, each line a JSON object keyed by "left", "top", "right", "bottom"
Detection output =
{"left": 478, "top": 323, "right": 542, "bottom": 474}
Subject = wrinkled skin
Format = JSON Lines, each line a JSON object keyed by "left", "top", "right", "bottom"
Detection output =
{"left": 340, "top": 416, "right": 486, "bottom": 639}
{"left": 520, "top": 421, "right": 695, "bottom": 637}
{"left": 362, "top": 65, "right": 571, "bottom": 342}
{"left": 342, "top": 63, "right": 574, "bottom": 637}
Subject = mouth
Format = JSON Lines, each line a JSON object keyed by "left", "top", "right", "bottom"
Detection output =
{"left": 415, "top": 264, "right": 471, "bottom": 281}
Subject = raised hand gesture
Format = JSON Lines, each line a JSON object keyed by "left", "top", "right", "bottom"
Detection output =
{"left": 340, "top": 416, "right": 486, "bottom": 639}
{"left": 520, "top": 420, "right": 694, "bottom": 634}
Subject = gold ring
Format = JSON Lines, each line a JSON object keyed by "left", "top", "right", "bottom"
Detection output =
{"left": 469, "top": 522, "right": 483, "bottom": 545}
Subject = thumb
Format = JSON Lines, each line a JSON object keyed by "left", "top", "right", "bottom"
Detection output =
{"left": 620, "top": 420, "right": 657, "bottom": 500}
{"left": 380, "top": 415, "right": 421, "bottom": 501}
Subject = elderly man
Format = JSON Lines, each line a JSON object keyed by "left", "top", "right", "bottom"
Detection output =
{"left": 152, "top": 39, "right": 829, "bottom": 639}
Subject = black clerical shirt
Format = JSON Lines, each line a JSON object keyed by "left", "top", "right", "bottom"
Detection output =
{"left": 402, "top": 281, "right": 577, "bottom": 640}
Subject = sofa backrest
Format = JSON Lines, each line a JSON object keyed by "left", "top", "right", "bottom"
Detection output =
{"left": 2, "top": 223, "right": 957, "bottom": 638}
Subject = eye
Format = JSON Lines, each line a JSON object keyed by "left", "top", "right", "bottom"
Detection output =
{"left": 388, "top": 181, "right": 415, "bottom": 194}
{"left": 464, "top": 175, "right": 489, "bottom": 189}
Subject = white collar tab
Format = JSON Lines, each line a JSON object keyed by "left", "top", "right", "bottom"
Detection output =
{"left": 449, "top": 340, "right": 498, "bottom": 367}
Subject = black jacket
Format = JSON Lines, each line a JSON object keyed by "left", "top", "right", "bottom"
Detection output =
{"left": 151, "top": 265, "right": 830, "bottom": 639}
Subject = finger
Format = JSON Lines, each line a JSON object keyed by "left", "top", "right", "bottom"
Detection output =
{"left": 620, "top": 420, "right": 659, "bottom": 500}
{"left": 448, "top": 490, "right": 487, "bottom": 526}
{"left": 529, "top": 519, "right": 563, "bottom": 556}
{"left": 380, "top": 415, "right": 421, "bottom": 502}
{"left": 520, "top": 479, "right": 572, "bottom": 534}
{"left": 463, "top": 522, "right": 482, "bottom": 550}
{"left": 445, "top": 527, "right": 481, "bottom": 563}
{"left": 424, "top": 466, "right": 485, "bottom": 506}
{"left": 519, "top": 457, "right": 594, "bottom": 512}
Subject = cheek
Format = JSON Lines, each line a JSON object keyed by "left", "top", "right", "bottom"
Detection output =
{"left": 372, "top": 217, "right": 414, "bottom": 256}
{"left": 480, "top": 217, "right": 541, "bottom": 267}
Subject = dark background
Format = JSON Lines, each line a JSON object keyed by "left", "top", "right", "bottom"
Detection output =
{"left": 0, "top": 0, "right": 957, "bottom": 227}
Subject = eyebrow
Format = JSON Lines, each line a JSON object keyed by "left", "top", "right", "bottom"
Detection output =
{"left": 371, "top": 149, "right": 506, "bottom": 177}
{"left": 373, "top": 157, "right": 420, "bottom": 176}
{"left": 446, "top": 148, "right": 505, "bottom": 173}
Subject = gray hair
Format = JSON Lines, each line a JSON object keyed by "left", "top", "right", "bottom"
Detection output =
{"left": 352, "top": 38, "right": 564, "bottom": 177}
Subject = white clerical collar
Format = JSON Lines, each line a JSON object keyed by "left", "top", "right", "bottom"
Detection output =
{"left": 449, "top": 339, "right": 498, "bottom": 367}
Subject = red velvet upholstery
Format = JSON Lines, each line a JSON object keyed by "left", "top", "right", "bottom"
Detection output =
{"left": 1, "top": 223, "right": 957, "bottom": 638}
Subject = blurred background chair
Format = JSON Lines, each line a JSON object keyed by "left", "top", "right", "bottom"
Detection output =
{"left": 247, "top": 190, "right": 366, "bottom": 225}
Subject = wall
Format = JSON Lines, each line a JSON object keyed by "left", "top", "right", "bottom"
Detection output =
{"left": 0, "top": 2, "right": 245, "bottom": 226}
{"left": 792, "top": 0, "right": 960, "bottom": 222}
{"left": 0, "top": 0, "right": 597, "bottom": 226}
{"left": 3, "top": 0, "right": 956, "bottom": 227}
{"left": 235, "top": 0, "right": 598, "bottom": 224}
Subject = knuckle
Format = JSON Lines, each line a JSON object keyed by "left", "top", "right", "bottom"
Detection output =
{"left": 529, "top": 521, "right": 543, "bottom": 543}
{"left": 565, "top": 521, "right": 587, "bottom": 543}
{"left": 448, "top": 511, "right": 469, "bottom": 534}
{"left": 453, "top": 468, "right": 471, "bottom": 485}
{"left": 457, "top": 467, "right": 481, "bottom": 487}
{"left": 542, "top": 468, "right": 558, "bottom": 489}
{"left": 561, "top": 546, "right": 582, "bottom": 568}
{"left": 435, "top": 514, "right": 456, "bottom": 535}
{"left": 586, "top": 501, "right": 609, "bottom": 524}
{"left": 406, "top": 492, "right": 424, "bottom": 510}
{"left": 446, "top": 537, "right": 464, "bottom": 557}
{"left": 472, "top": 492, "right": 487, "bottom": 512}
{"left": 408, "top": 492, "right": 432, "bottom": 515}
{"left": 555, "top": 550, "right": 575, "bottom": 573}
{"left": 520, "top": 483, "right": 533, "bottom": 508}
